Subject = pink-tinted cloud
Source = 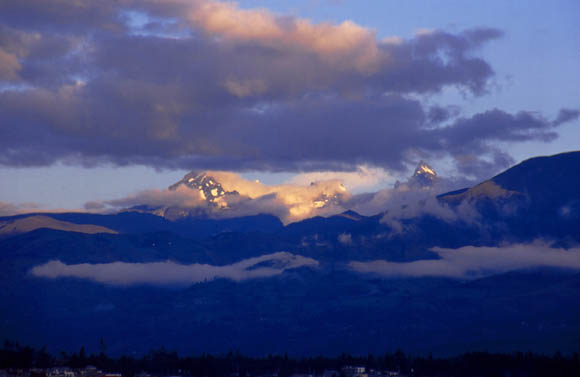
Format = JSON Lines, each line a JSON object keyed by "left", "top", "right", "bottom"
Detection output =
{"left": 174, "top": 0, "right": 381, "bottom": 73}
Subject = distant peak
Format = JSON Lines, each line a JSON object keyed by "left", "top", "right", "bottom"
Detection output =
{"left": 409, "top": 161, "right": 438, "bottom": 188}
{"left": 414, "top": 161, "right": 437, "bottom": 178}
{"left": 395, "top": 161, "right": 439, "bottom": 189}
{"left": 338, "top": 210, "right": 363, "bottom": 221}
{"left": 169, "top": 171, "right": 233, "bottom": 207}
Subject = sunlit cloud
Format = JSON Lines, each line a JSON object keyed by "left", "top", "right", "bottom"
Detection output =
{"left": 163, "top": 0, "right": 381, "bottom": 72}
{"left": 84, "top": 163, "right": 475, "bottom": 224}
{"left": 286, "top": 165, "right": 394, "bottom": 193}
{"left": 95, "top": 171, "right": 350, "bottom": 223}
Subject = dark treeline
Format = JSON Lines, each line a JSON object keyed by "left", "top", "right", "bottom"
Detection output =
{"left": 1, "top": 340, "right": 580, "bottom": 377}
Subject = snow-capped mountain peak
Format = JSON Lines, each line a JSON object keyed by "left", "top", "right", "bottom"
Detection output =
{"left": 409, "top": 161, "right": 438, "bottom": 188}
{"left": 165, "top": 171, "right": 350, "bottom": 222}
{"left": 395, "top": 161, "right": 438, "bottom": 189}
{"left": 169, "top": 171, "right": 235, "bottom": 208}
{"left": 415, "top": 161, "right": 437, "bottom": 177}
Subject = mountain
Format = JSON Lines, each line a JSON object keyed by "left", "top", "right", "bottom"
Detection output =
{"left": 409, "top": 160, "right": 439, "bottom": 187}
{"left": 0, "top": 151, "right": 579, "bottom": 357}
{"left": 0, "top": 211, "right": 284, "bottom": 241}
{"left": 440, "top": 151, "right": 580, "bottom": 205}
{"left": 169, "top": 171, "right": 237, "bottom": 209}
{"left": 438, "top": 151, "right": 580, "bottom": 242}
{"left": 148, "top": 170, "right": 350, "bottom": 222}
{"left": 0, "top": 215, "right": 117, "bottom": 237}
{"left": 395, "top": 160, "right": 438, "bottom": 189}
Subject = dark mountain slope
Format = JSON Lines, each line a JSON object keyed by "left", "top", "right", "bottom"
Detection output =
{"left": 1, "top": 151, "right": 580, "bottom": 357}
{"left": 438, "top": 151, "right": 580, "bottom": 243}
{"left": 0, "top": 212, "right": 283, "bottom": 240}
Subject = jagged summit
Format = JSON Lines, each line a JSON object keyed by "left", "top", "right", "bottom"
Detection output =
{"left": 414, "top": 161, "right": 437, "bottom": 177}
{"left": 395, "top": 161, "right": 438, "bottom": 189}
{"left": 410, "top": 160, "right": 438, "bottom": 187}
{"left": 337, "top": 210, "right": 363, "bottom": 221}
{"left": 165, "top": 170, "right": 350, "bottom": 222}
{"left": 169, "top": 171, "right": 237, "bottom": 208}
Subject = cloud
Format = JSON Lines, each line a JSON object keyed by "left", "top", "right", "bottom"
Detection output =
{"left": 30, "top": 251, "right": 319, "bottom": 286}
{"left": 0, "top": 201, "right": 42, "bottom": 216}
{"left": 429, "top": 109, "right": 577, "bottom": 178}
{"left": 96, "top": 171, "right": 350, "bottom": 223}
{"left": 349, "top": 242, "right": 580, "bottom": 279}
{"left": 105, "top": 185, "right": 207, "bottom": 211}
{"left": 90, "top": 164, "right": 476, "bottom": 223}
{"left": 0, "top": 0, "right": 126, "bottom": 33}
{"left": 286, "top": 165, "right": 393, "bottom": 192}
{"left": 0, "top": 201, "right": 102, "bottom": 217}
{"left": 0, "top": 0, "right": 574, "bottom": 180}
{"left": 170, "top": 0, "right": 381, "bottom": 73}
{"left": 342, "top": 168, "right": 474, "bottom": 218}
{"left": 553, "top": 108, "right": 580, "bottom": 126}
{"left": 379, "top": 195, "right": 480, "bottom": 233}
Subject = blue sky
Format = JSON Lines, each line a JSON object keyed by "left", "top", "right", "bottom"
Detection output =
{"left": 0, "top": 0, "right": 578, "bottom": 210}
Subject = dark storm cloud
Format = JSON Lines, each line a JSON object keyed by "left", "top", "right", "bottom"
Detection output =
{"left": 436, "top": 110, "right": 561, "bottom": 147}
{"left": 0, "top": 25, "right": 83, "bottom": 86}
{"left": 0, "top": 0, "right": 575, "bottom": 177}
{"left": 427, "top": 105, "right": 457, "bottom": 124}
{"left": 374, "top": 28, "right": 503, "bottom": 95}
{"left": 0, "top": 0, "right": 126, "bottom": 33}
{"left": 429, "top": 109, "right": 568, "bottom": 177}
{"left": 553, "top": 109, "right": 580, "bottom": 126}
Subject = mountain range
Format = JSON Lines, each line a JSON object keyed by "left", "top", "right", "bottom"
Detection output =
{"left": 1, "top": 151, "right": 579, "bottom": 357}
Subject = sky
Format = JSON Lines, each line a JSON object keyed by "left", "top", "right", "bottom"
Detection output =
{"left": 0, "top": 0, "right": 578, "bottom": 211}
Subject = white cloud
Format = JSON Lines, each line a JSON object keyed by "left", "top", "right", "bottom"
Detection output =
{"left": 342, "top": 173, "right": 472, "bottom": 219}
{"left": 379, "top": 196, "right": 480, "bottom": 233}
{"left": 104, "top": 185, "right": 207, "bottom": 210}
{"left": 286, "top": 165, "right": 393, "bottom": 193}
{"left": 30, "top": 252, "right": 319, "bottom": 286}
{"left": 349, "top": 242, "right": 580, "bottom": 279}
